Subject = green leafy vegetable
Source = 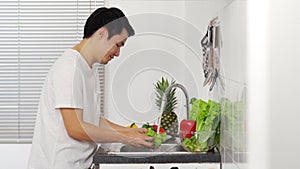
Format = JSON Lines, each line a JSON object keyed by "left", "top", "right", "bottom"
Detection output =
{"left": 182, "top": 99, "right": 221, "bottom": 152}
{"left": 143, "top": 124, "right": 167, "bottom": 148}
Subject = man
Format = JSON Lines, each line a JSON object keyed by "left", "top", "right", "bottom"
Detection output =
{"left": 28, "top": 7, "right": 153, "bottom": 169}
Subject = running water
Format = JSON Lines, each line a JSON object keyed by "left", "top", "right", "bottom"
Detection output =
{"left": 156, "top": 99, "right": 166, "bottom": 134}
{"left": 156, "top": 83, "right": 190, "bottom": 135}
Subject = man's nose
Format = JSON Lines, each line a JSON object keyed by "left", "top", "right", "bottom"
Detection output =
{"left": 114, "top": 48, "right": 120, "bottom": 57}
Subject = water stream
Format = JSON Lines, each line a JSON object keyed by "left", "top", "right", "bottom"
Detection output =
{"left": 156, "top": 99, "right": 166, "bottom": 134}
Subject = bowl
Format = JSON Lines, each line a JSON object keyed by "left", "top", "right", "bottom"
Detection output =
{"left": 179, "top": 130, "right": 217, "bottom": 152}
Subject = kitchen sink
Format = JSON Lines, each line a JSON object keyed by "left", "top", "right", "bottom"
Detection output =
{"left": 101, "top": 142, "right": 201, "bottom": 157}
{"left": 94, "top": 139, "right": 220, "bottom": 164}
{"left": 99, "top": 137, "right": 208, "bottom": 157}
{"left": 120, "top": 144, "right": 186, "bottom": 152}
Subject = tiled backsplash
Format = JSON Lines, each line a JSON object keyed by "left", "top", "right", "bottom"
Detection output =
{"left": 220, "top": 80, "right": 247, "bottom": 169}
{"left": 218, "top": 0, "right": 248, "bottom": 169}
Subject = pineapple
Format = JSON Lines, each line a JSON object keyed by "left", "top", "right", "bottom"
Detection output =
{"left": 154, "top": 77, "right": 178, "bottom": 137}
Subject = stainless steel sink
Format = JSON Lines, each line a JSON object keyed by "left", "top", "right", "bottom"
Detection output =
{"left": 101, "top": 142, "right": 199, "bottom": 157}
{"left": 120, "top": 144, "right": 186, "bottom": 152}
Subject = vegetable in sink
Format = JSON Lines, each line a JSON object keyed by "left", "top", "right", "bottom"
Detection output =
{"left": 142, "top": 123, "right": 167, "bottom": 148}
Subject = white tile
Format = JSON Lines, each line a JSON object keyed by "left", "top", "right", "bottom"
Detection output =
{"left": 219, "top": 0, "right": 247, "bottom": 84}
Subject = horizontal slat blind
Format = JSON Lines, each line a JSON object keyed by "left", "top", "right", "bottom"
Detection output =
{"left": 0, "top": 0, "right": 104, "bottom": 143}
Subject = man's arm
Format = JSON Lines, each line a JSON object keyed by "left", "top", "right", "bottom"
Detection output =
{"left": 99, "top": 117, "right": 128, "bottom": 130}
{"left": 60, "top": 108, "right": 153, "bottom": 147}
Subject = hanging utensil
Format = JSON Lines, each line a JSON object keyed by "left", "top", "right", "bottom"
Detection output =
{"left": 201, "top": 17, "right": 225, "bottom": 91}
{"left": 209, "top": 68, "right": 218, "bottom": 91}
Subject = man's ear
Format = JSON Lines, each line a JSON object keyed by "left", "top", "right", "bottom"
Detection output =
{"left": 96, "top": 27, "right": 108, "bottom": 40}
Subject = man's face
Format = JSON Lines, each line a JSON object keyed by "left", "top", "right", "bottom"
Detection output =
{"left": 99, "top": 28, "right": 128, "bottom": 64}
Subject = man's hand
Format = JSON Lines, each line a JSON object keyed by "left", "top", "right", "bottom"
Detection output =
{"left": 120, "top": 128, "right": 154, "bottom": 148}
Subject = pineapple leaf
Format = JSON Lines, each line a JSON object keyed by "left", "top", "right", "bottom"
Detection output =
{"left": 154, "top": 77, "right": 178, "bottom": 113}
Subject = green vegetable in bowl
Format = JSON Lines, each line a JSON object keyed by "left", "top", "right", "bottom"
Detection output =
{"left": 142, "top": 123, "right": 167, "bottom": 148}
{"left": 181, "top": 99, "right": 221, "bottom": 152}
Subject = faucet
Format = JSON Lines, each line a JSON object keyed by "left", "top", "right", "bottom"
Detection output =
{"left": 157, "top": 83, "right": 190, "bottom": 134}
{"left": 163, "top": 83, "right": 190, "bottom": 120}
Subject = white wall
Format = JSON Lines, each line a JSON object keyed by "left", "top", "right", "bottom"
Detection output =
{"left": 248, "top": 0, "right": 300, "bottom": 169}
{"left": 268, "top": 0, "right": 300, "bottom": 169}
{"left": 104, "top": 0, "right": 220, "bottom": 127}
{"left": 0, "top": 144, "right": 31, "bottom": 168}
{"left": 268, "top": 0, "right": 300, "bottom": 168}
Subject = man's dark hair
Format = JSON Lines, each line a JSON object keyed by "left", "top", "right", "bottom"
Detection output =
{"left": 83, "top": 7, "right": 135, "bottom": 39}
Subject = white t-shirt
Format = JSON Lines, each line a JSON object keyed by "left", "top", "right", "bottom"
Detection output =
{"left": 28, "top": 49, "right": 100, "bottom": 169}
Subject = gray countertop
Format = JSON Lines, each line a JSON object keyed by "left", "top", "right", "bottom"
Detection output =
{"left": 93, "top": 141, "right": 221, "bottom": 164}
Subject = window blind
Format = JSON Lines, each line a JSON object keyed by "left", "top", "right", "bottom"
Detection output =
{"left": 0, "top": 0, "right": 105, "bottom": 143}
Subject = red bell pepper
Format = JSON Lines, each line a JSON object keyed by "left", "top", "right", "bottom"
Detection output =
{"left": 180, "top": 119, "right": 196, "bottom": 138}
{"left": 152, "top": 125, "right": 165, "bottom": 134}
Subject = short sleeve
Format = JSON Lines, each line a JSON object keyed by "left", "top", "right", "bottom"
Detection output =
{"left": 52, "top": 58, "right": 84, "bottom": 109}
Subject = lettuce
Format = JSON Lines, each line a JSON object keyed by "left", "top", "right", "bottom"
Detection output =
{"left": 190, "top": 99, "right": 209, "bottom": 121}
{"left": 143, "top": 126, "right": 167, "bottom": 148}
{"left": 182, "top": 99, "right": 221, "bottom": 152}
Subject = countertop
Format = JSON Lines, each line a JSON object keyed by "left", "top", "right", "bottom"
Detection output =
{"left": 93, "top": 141, "right": 221, "bottom": 164}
